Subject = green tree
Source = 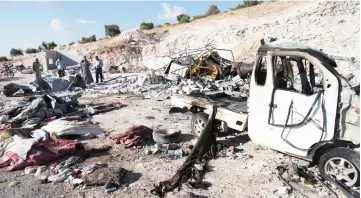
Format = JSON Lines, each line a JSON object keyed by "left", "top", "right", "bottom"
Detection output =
{"left": 140, "top": 22, "right": 154, "bottom": 30}
{"left": 10, "top": 48, "right": 23, "bottom": 56}
{"left": 80, "top": 35, "right": 97, "bottom": 44}
{"left": 244, "top": 1, "right": 261, "bottom": 7}
{"left": 38, "top": 45, "right": 43, "bottom": 52}
{"left": 164, "top": 22, "right": 171, "bottom": 26}
{"left": 0, "top": 56, "right": 8, "bottom": 62}
{"left": 205, "top": 5, "right": 220, "bottom": 16}
{"left": 193, "top": 15, "right": 206, "bottom": 20}
{"left": 25, "top": 48, "right": 38, "bottom": 54}
{"left": 69, "top": 41, "right": 75, "bottom": 46}
{"left": 48, "top": 41, "right": 57, "bottom": 50}
{"left": 105, "top": 25, "right": 121, "bottom": 37}
{"left": 177, "top": 14, "right": 190, "bottom": 24}
{"left": 41, "top": 41, "right": 57, "bottom": 50}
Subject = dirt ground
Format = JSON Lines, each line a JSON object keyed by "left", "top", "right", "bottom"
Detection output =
{"left": 0, "top": 73, "right": 343, "bottom": 198}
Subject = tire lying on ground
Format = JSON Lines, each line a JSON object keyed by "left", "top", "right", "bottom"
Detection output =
{"left": 152, "top": 129, "right": 181, "bottom": 143}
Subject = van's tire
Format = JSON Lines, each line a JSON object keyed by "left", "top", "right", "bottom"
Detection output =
{"left": 191, "top": 112, "right": 208, "bottom": 137}
{"left": 318, "top": 147, "right": 360, "bottom": 187}
{"left": 152, "top": 129, "right": 181, "bottom": 143}
{"left": 191, "top": 112, "right": 231, "bottom": 137}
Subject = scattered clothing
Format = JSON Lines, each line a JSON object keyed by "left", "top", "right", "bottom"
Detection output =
{"left": 64, "top": 156, "right": 84, "bottom": 167}
{"left": 0, "top": 140, "right": 84, "bottom": 171}
{"left": 4, "top": 135, "right": 38, "bottom": 160}
{"left": 30, "top": 129, "right": 50, "bottom": 142}
{"left": 112, "top": 125, "right": 153, "bottom": 148}
{"left": 82, "top": 163, "right": 108, "bottom": 176}
{"left": 41, "top": 118, "right": 103, "bottom": 137}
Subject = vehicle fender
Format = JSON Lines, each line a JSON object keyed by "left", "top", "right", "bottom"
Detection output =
{"left": 308, "top": 140, "right": 359, "bottom": 163}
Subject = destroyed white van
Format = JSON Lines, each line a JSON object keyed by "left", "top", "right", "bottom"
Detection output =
{"left": 171, "top": 40, "right": 360, "bottom": 190}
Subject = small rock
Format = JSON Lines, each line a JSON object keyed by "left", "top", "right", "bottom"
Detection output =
{"left": 166, "top": 191, "right": 196, "bottom": 198}
{"left": 276, "top": 186, "right": 292, "bottom": 196}
{"left": 268, "top": 195, "right": 281, "bottom": 198}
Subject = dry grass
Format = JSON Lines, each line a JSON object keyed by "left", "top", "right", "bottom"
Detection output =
{"left": 144, "top": 1, "right": 309, "bottom": 35}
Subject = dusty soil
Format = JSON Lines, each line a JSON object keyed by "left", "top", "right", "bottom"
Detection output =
{"left": 0, "top": 72, "right": 346, "bottom": 198}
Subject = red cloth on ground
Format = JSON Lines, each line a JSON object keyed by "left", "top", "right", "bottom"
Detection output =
{"left": 112, "top": 125, "right": 153, "bottom": 148}
{"left": 0, "top": 140, "right": 85, "bottom": 171}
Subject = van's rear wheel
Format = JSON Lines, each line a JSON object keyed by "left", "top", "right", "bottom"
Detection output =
{"left": 318, "top": 147, "right": 360, "bottom": 187}
{"left": 191, "top": 112, "right": 208, "bottom": 137}
{"left": 191, "top": 112, "right": 229, "bottom": 137}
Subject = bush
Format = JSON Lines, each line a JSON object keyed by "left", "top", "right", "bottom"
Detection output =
{"left": 0, "top": 56, "right": 8, "bottom": 62}
{"left": 205, "top": 5, "right": 220, "bottom": 16}
{"left": 105, "top": 25, "right": 121, "bottom": 37}
{"left": 156, "top": 25, "right": 162, "bottom": 28}
{"left": 25, "top": 48, "right": 38, "bottom": 54}
{"left": 41, "top": 41, "right": 57, "bottom": 50}
{"left": 140, "top": 22, "right": 154, "bottom": 30}
{"left": 164, "top": 23, "right": 171, "bottom": 26}
{"left": 10, "top": 48, "right": 23, "bottom": 56}
{"left": 244, "top": 1, "right": 261, "bottom": 7}
{"left": 80, "top": 35, "right": 96, "bottom": 44}
{"left": 69, "top": 41, "right": 75, "bottom": 46}
{"left": 177, "top": 14, "right": 190, "bottom": 24}
{"left": 230, "top": 4, "right": 245, "bottom": 10}
{"left": 193, "top": 15, "right": 206, "bottom": 20}
{"left": 230, "top": 1, "right": 262, "bottom": 11}
{"left": 38, "top": 46, "right": 43, "bottom": 52}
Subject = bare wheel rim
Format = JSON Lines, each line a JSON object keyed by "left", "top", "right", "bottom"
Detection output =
{"left": 193, "top": 118, "right": 205, "bottom": 135}
{"left": 324, "top": 157, "right": 358, "bottom": 187}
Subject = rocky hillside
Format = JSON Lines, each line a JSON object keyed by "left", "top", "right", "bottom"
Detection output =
{"left": 14, "top": 1, "right": 360, "bottom": 82}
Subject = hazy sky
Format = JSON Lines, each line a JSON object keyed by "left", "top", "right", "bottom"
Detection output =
{"left": 0, "top": 1, "right": 269, "bottom": 56}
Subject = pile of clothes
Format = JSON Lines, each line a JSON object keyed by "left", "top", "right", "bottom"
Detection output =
{"left": 112, "top": 125, "right": 153, "bottom": 148}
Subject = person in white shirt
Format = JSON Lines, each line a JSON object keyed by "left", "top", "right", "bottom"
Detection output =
{"left": 93, "top": 56, "right": 104, "bottom": 83}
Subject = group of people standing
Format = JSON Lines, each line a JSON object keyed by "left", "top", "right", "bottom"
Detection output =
{"left": 32, "top": 55, "right": 104, "bottom": 85}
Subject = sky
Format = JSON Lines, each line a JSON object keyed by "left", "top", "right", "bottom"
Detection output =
{"left": 0, "top": 1, "right": 266, "bottom": 57}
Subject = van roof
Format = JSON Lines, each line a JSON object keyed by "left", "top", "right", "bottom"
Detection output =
{"left": 258, "top": 39, "right": 337, "bottom": 68}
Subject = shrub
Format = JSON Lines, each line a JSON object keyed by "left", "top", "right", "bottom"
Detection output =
{"left": 69, "top": 41, "right": 75, "bottom": 46}
{"left": 205, "top": 5, "right": 220, "bottom": 17}
{"left": 25, "top": 48, "right": 38, "bottom": 54}
{"left": 0, "top": 56, "right": 8, "bottom": 62}
{"left": 156, "top": 25, "right": 162, "bottom": 28}
{"left": 140, "top": 22, "right": 154, "bottom": 30}
{"left": 80, "top": 35, "right": 96, "bottom": 44}
{"left": 41, "top": 41, "right": 57, "bottom": 50}
{"left": 38, "top": 46, "right": 43, "bottom": 52}
{"left": 244, "top": 1, "right": 261, "bottom": 7}
{"left": 164, "top": 22, "right": 171, "bottom": 26}
{"left": 10, "top": 48, "right": 23, "bottom": 56}
{"left": 105, "top": 25, "right": 121, "bottom": 37}
{"left": 231, "top": 4, "right": 245, "bottom": 10}
{"left": 193, "top": 15, "right": 206, "bottom": 20}
{"left": 177, "top": 14, "right": 190, "bottom": 24}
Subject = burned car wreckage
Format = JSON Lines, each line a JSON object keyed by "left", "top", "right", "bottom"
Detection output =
{"left": 163, "top": 47, "right": 254, "bottom": 99}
